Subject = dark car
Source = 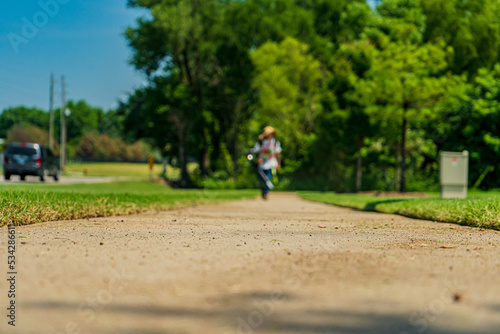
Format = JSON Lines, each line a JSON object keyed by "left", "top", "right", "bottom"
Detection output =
{"left": 3, "top": 143, "right": 60, "bottom": 182}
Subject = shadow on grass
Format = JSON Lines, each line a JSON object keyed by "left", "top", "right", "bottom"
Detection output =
{"left": 363, "top": 199, "right": 408, "bottom": 211}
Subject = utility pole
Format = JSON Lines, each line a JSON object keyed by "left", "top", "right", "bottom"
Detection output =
{"left": 49, "top": 73, "right": 54, "bottom": 150}
{"left": 60, "top": 75, "right": 66, "bottom": 171}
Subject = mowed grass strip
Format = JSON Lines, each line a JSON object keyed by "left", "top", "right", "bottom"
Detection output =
{"left": 0, "top": 182, "right": 258, "bottom": 227}
{"left": 299, "top": 192, "right": 500, "bottom": 230}
{"left": 64, "top": 162, "right": 198, "bottom": 179}
{"left": 65, "top": 162, "right": 163, "bottom": 178}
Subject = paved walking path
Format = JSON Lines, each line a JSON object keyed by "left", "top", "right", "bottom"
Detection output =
{"left": 1, "top": 193, "right": 499, "bottom": 333}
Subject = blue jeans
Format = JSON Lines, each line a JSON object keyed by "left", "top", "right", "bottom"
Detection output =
{"left": 258, "top": 168, "right": 273, "bottom": 195}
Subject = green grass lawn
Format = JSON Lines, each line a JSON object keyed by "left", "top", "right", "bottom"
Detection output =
{"left": 299, "top": 191, "right": 500, "bottom": 230}
{"left": 65, "top": 162, "right": 163, "bottom": 178}
{"left": 0, "top": 181, "right": 258, "bottom": 227}
{"left": 65, "top": 162, "right": 198, "bottom": 179}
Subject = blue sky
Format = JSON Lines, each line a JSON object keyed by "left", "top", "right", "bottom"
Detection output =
{"left": 0, "top": 1, "right": 379, "bottom": 113}
{"left": 0, "top": 1, "right": 148, "bottom": 112}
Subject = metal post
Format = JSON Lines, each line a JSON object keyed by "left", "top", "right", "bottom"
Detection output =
{"left": 60, "top": 76, "right": 66, "bottom": 171}
{"left": 148, "top": 156, "right": 154, "bottom": 182}
{"left": 49, "top": 73, "right": 54, "bottom": 150}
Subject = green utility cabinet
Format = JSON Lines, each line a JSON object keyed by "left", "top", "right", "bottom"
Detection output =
{"left": 439, "top": 151, "right": 469, "bottom": 199}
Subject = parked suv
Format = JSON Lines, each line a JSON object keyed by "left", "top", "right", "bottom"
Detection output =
{"left": 3, "top": 143, "right": 60, "bottom": 182}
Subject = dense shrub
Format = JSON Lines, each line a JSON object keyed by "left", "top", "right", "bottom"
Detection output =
{"left": 75, "top": 132, "right": 152, "bottom": 161}
{"left": 6, "top": 124, "right": 55, "bottom": 149}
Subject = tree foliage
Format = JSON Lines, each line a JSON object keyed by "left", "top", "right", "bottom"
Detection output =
{"left": 421, "top": 0, "right": 500, "bottom": 76}
{"left": 7, "top": 124, "right": 50, "bottom": 146}
{"left": 251, "top": 37, "right": 324, "bottom": 166}
{"left": 4, "top": 0, "right": 497, "bottom": 191}
{"left": 116, "top": 0, "right": 500, "bottom": 191}
{"left": 0, "top": 106, "right": 48, "bottom": 138}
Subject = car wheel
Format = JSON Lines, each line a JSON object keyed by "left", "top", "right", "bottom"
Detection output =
{"left": 53, "top": 169, "right": 60, "bottom": 181}
{"left": 4, "top": 173, "right": 10, "bottom": 181}
{"left": 40, "top": 169, "right": 48, "bottom": 182}
{"left": 20, "top": 175, "right": 26, "bottom": 181}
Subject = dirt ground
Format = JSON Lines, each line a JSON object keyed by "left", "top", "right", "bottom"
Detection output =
{"left": 1, "top": 193, "right": 499, "bottom": 334}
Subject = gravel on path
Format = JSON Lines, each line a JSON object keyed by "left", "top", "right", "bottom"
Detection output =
{"left": 1, "top": 193, "right": 499, "bottom": 334}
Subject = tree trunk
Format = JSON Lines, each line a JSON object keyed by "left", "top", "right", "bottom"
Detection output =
{"left": 400, "top": 111, "right": 407, "bottom": 193}
{"left": 192, "top": 47, "right": 209, "bottom": 177}
{"left": 229, "top": 97, "right": 245, "bottom": 177}
{"left": 232, "top": 136, "right": 239, "bottom": 177}
{"left": 196, "top": 116, "right": 210, "bottom": 177}
{"left": 356, "top": 140, "right": 363, "bottom": 193}
{"left": 178, "top": 128, "right": 189, "bottom": 188}
{"left": 394, "top": 145, "right": 400, "bottom": 192}
{"left": 200, "top": 145, "right": 209, "bottom": 177}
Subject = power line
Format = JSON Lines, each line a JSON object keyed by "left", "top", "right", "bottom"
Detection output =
{"left": 0, "top": 81, "right": 47, "bottom": 99}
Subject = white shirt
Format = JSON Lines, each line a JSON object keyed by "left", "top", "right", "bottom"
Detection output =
{"left": 253, "top": 138, "right": 282, "bottom": 170}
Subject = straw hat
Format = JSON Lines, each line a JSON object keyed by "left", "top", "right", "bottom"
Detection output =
{"left": 259, "top": 126, "right": 276, "bottom": 140}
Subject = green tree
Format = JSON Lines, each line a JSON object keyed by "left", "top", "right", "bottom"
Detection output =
{"left": 329, "top": 39, "right": 378, "bottom": 192}
{"left": 250, "top": 37, "right": 324, "bottom": 170}
{"left": 375, "top": 0, "right": 426, "bottom": 44}
{"left": 125, "top": 0, "right": 318, "bottom": 185}
{"left": 421, "top": 0, "right": 500, "bottom": 76}
{"left": 65, "top": 100, "right": 105, "bottom": 144}
{"left": 437, "top": 64, "right": 500, "bottom": 188}
{"left": 119, "top": 0, "right": 500, "bottom": 192}
{"left": 126, "top": 0, "right": 217, "bottom": 181}
{"left": 357, "top": 42, "right": 457, "bottom": 192}
{"left": 296, "top": 0, "right": 371, "bottom": 59}
{"left": 99, "top": 109, "right": 125, "bottom": 139}
{"left": 118, "top": 78, "right": 192, "bottom": 186}
{"left": 0, "top": 106, "right": 49, "bottom": 138}
{"left": 207, "top": 0, "right": 316, "bottom": 175}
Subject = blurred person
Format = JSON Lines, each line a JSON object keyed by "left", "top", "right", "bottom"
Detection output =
{"left": 252, "top": 126, "right": 282, "bottom": 200}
